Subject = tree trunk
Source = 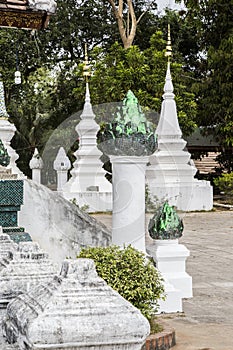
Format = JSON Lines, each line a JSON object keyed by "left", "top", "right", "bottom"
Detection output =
{"left": 107, "top": 0, "right": 144, "bottom": 49}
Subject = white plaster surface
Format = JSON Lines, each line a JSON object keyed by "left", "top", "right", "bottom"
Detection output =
{"left": 147, "top": 239, "right": 192, "bottom": 299}
{"left": 157, "top": 278, "right": 183, "bottom": 313}
{"left": 18, "top": 179, "right": 111, "bottom": 264}
{"left": 0, "top": 234, "right": 17, "bottom": 272}
{"left": 0, "top": 241, "right": 57, "bottom": 307}
{"left": 3, "top": 259, "right": 150, "bottom": 350}
{"left": 110, "top": 156, "right": 148, "bottom": 252}
{"left": 63, "top": 191, "right": 112, "bottom": 213}
{"left": 53, "top": 147, "right": 71, "bottom": 192}
{"left": 29, "top": 148, "right": 43, "bottom": 184}
{"left": 0, "top": 119, "right": 24, "bottom": 178}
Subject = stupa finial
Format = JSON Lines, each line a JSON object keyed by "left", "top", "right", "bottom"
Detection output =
{"left": 165, "top": 23, "right": 172, "bottom": 62}
{"left": 164, "top": 24, "right": 174, "bottom": 94}
{"left": 83, "top": 44, "right": 91, "bottom": 82}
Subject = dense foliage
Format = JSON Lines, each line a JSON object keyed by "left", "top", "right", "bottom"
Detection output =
{"left": 214, "top": 173, "right": 233, "bottom": 196}
{"left": 183, "top": 0, "right": 233, "bottom": 149}
{"left": 78, "top": 245, "right": 165, "bottom": 319}
{"left": 1, "top": 0, "right": 232, "bottom": 174}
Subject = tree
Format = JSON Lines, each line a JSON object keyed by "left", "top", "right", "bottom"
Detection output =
{"left": 181, "top": 0, "right": 233, "bottom": 170}
{"left": 0, "top": 2, "right": 197, "bottom": 176}
{"left": 79, "top": 32, "right": 197, "bottom": 136}
{"left": 107, "top": 0, "right": 157, "bottom": 49}
{"left": 0, "top": 0, "right": 122, "bottom": 175}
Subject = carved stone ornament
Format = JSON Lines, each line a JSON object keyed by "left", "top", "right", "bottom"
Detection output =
{"left": 0, "top": 241, "right": 57, "bottom": 307}
{"left": 3, "top": 258, "right": 150, "bottom": 350}
{"left": 148, "top": 201, "right": 184, "bottom": 240}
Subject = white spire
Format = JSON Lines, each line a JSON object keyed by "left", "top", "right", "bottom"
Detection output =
{"left": 164, "top": 61, "right": 174, "bottom": 95}
{"left": 146, "top": 25, "right": 213, "bottom": 212}
{"left": 156, "top": 26, "right": 182, "bottom": 138}
{"left": 80, "top": 82, "right": 95, "bottom": 120}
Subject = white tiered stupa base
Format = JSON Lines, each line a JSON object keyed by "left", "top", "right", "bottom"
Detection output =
{"left": 147, "top": 179, "right": 213, "bottom": 211}
{"left": 147, "top": 238, "right": 192, "bottom": 313}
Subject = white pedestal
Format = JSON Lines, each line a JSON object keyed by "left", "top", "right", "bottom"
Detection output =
{"left": 56, "top": 170, "right": 68, "bottom": 192}
{"left": 147, "top": 239, "right": 192, "bottom": 299}
{"left": 110, "top": 156, "right": 148, "bottom": 253}
{"left": 157, "top": 277, "right": 183, "bottom": 313}
{"left": 53, "top": 147, "right": 71, "bottom": 192}
{"left": 31, "top": 168, "right": 41, "bottom": 184}
{"left": 0, "top": 119, "right": 24, "bottom": 177}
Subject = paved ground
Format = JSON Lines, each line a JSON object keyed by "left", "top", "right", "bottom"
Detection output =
{"left": 93, "top": 210, "right": 233, "bottom": 350}
{"left": 0, "top": 210, "right": 232, "bottom": 349}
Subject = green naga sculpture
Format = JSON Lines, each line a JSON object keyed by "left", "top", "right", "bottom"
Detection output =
{"left": 0, "top": 139, "right": 10, "bottom": 167}
{"left": 148, "top": 202, "right": 184, "bottom": 240}
{"left": 99, "top": 90, "right": 156, "bottom": 156}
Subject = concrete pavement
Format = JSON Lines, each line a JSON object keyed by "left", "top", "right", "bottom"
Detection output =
{"left": 93, "top": 210, "right": 233, "bottom": 350}
{"left": 0, "top": 210, "right": 232, "bottom": 350}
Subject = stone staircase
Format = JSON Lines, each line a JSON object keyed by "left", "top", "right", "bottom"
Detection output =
{"left": 193, "top": 152, "right": 220, "bottom": 174}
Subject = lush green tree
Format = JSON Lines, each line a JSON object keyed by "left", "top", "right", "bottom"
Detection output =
{"left": 179, "top": 0, "right": 233, "bottom": 171}
{"left": 75, "top": 32, "right": 197, "bottom": 136}
{"left": 0, "top": 0, "right": 120, "bottom": 175}
{"left": 0, "top": 2, "right": 199, "bottom": 176}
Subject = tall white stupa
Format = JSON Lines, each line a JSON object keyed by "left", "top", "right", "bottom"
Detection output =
{"left": 62, "top": 46, "right": 112, "bottom": 212}
{"left": 146, "top": 26, "right": 213, "bottom": 211}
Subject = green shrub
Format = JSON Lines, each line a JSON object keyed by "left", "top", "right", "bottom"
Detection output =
{"left": 214, "top": 172, "right": 233, "bottom": 195}
{"left": 77, "top": 245, "right": 165, "bottom": 319}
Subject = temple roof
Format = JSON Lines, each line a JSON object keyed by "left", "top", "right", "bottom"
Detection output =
{"left": 0, "top": 0, "right": 56, "bottom": 29}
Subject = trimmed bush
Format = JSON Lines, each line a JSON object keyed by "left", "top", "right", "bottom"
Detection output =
{"left": 214, "top": 172, "right": 233, "bottom": 195}
{"left": 78, "top": 245, "right": 165, "bottom": 319}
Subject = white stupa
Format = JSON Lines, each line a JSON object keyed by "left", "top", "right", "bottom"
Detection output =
{"left": 146, "top": 26, "right": 213, "bottom": 211}
{"left": 63, "top": 46, "right": 112, "bottom": 212}
{"left": 0, "top": 77, "right": 24, "bottom": 178}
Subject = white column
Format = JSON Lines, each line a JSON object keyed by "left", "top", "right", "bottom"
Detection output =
{"left": 53, "top": 147, "right": 71, "bottom": 192}
{"left": 110, "top": 155, "right": 148, "bottom": 252}
{"left": 29, "top": 148, "right": 43, "bottom": 184}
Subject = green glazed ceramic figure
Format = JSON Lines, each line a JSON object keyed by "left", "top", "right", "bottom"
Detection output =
{"left": 148, "top": 201, "right": 183, "bottom": 240}
{"left": 99, "top": 90, "right": 157, "bottom": 156}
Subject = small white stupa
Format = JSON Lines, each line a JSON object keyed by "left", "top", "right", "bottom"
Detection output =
{"left": 62, "top": 46, "right": 112, "bottom": 212}
{"left": 146, "top": 26, "right": 213, "bottom": 211}
{"left": 0, "top": 76, "right": 24, "bottom": 178}
{"left": 29, "top": 148, "right": 44, "bottom": 183}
